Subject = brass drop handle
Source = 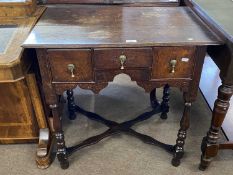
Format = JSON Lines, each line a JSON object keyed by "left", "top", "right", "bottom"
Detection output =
{"left": 170, "top": 59, "right": 177, "bottom": 73}
{"left": 119, "top": 55, "right": 127, "bottom": 70}
{"left": 67, "top": 64, "right": 75, "bottom": 78}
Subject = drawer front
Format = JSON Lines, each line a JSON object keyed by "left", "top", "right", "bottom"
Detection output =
{"left": 94, "top": 48, "right": 153, "bottom": 70}
{"left": 95, "top": 69, "right": 150, "bottom": 82}
{"left": 151, "top": 47, "right": 196, "bottom": 79}
{"left": 48, "top": 49, "right": 93, "bottom": 82}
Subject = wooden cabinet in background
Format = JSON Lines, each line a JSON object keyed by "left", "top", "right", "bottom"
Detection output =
{"left": 0, "top": 0, "right": 53, "bottom": 169}
{"left": 0, "top": 78, "right": 38, "bottom": 143}
{"left": 0, "top": 0, "right": 36, "bottom": 17}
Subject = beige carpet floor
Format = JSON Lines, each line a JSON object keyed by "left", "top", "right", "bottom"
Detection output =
{"left": 0, "top": 74, "right": 232, "bottom": 175}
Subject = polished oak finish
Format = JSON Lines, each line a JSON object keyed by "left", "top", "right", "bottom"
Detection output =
{"left": 0, "top": 5, "right": 46, "bottom": 142}
{"left": 183, "top": 0, "right": 233, "bottom": 170}
{"left": 0, "top": 1, "right": 53, "bottom": 169}
{"left": 0, "top": 79, "right": 38, "bottom": 143}
{"left": 94, "top": 48, "right": 153, "bottom": 69}
{"left": 23, "top": 6, "right": 220, "bottom": 48}
{"left": 151, "top": 47, "right": 195, "bottom": 79}
{"left": 48, "top": 49, "right": 93, "bottom": 82}
{"left": 23, "top": 5, "right": 221, "bottom": 169}
{"left": 45, "top": 0, "right": 180, "bottom": 6}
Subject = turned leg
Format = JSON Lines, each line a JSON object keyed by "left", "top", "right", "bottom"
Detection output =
{"left": 50, "top": 104, "right": 69, "bottom": 169}
{"left": 150, "top": 88, "right": 159, "bottom": 109}
{"left": 172, "top": 95, "right": 191, "bottom": 167}
{"left": 66, "top": 89, "right": 76, "bottom": 120}
{"left": 160, "top": 84, "right": 170, "bottom": 119}
{"left": 199, "top": 84, "right": 233, "bottom": 170}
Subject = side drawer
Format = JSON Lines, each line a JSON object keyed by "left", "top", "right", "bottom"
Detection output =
{"left": 94, "top": 48, "right": 153, "bottom": 70}
{"left": 151, "top": 47, "right": 196, "bottom": 79}
{"left": 48, "top": 49, "right": 93, "bottom": 82}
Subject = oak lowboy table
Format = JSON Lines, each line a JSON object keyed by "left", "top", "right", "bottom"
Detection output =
{"left": 184, "top": 0, "right": 233, "bottom": 170}
{"left": 23, "top": 5, "right": 221, "bottom": 169}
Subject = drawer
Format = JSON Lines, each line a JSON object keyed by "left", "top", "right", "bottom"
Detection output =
{"left": 151, "top": 47, "right": 196, "bottom": 79}
{"left": 95, "top": 69, "right": 150, "bottom": 82}
{"left": 48, "top": 49, "right": 93, "bottom": 82}
{"left": 94, "top": 48, "right": 153, "bottom": 70}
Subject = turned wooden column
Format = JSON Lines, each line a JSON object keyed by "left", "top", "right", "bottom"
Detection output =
{"left": 199, "top": 43, "right": 233, "bottom": 170}
{"left": 160, "top": 84, "right": 170, "bottom": 119}
{"left": 172, "top": 92, "right": 191, "bottom": 167}
{"left": 200, "top": 84, "right": 233, "bottom": 170}
{"left": 66, "top": 89, "right": 77, "bottom": 120}
{"left": 50, "top": 103, "right": 69, "bottom": 169}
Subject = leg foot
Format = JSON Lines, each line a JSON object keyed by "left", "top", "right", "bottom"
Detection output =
{"left": 60, "top": 159, "right": 69, "bottom": 169}
{"left": 160, "top": 84, "right": 170, "bottom": 120}
{"left": 160, "top": 113, "right": 168, "bottom": 120}
{"left": 171, "top": 155, "right": 181, "bottom": 167}
{"left": 172, "top": 97, "right": 191, "bottom": 167}
{"left": 172, "top": 130, "right": 186, "bottom": 167}
{"left": 55, "top": 132, "right": 69, "bottom": 169}
{"left": 66, "top": 90, "right": 76, "bottom": 120}
{"left": 51, "top": 102, "right": 69, "bottom": 169}
{"left": 199, "top": 155, "right": 210, "bottom": 171}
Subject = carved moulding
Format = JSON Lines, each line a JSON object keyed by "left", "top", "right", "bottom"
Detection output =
{"left": 53, "top": 74, "right": 190, "bottom": 95}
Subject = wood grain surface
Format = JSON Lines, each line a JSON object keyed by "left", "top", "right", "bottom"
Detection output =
{"left": 48, "top": 49, "right": 93, "bottom": 82}
{"left": 0, "top": 79, "right": 39, "bottom": 143}
{"left": 23, "top": 5, "right": 221, "bottom": 48}
{"left": 0, "top": 5, "right": 47, "bottom": 144}
{"left": 45, "top": 0, "right": 179, "bottom": 6}
{"left": 0, "top": 0, "right": 36, "bottom": 17}
{"left": 151, "top": 47, "right": 195, "bottom": 79}
{"left": 94, "top": 48, "right": 153, "bottom": 69}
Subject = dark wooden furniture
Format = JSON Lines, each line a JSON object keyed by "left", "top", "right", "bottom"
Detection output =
{"left": 183, "top": 0, "right": 233, "bottom": 170}
{"left": 200, "top": 57, "right": 233, "bottom": 141}
{"left": 23, "top": 5, "right": 221, "bottom": 169}
{"left": 44, "top": 0, "right": 180, "bottom": 6}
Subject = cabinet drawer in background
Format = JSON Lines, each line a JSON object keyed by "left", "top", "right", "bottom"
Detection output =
{"left": 151, "top": 47, "right": 196, "bottom": 80}
{"left": 48, "top": 49, "right": 93, "bottom": 82}
{"left": 94, "top": 48, "right": 153, "bottom": 70}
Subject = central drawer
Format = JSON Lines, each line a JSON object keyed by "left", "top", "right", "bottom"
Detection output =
{"left": 93, "top": 48, "right": 153, "bottom": 70}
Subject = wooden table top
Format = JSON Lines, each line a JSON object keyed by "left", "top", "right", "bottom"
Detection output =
{"left": 188, "top": 0, "right": 233, "bottom": 42}
{"left": 23, "top": 5, "right": 221, "bottom": 49}
{"left": 46, "top": 0, "right": 179, "bottom": 5}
